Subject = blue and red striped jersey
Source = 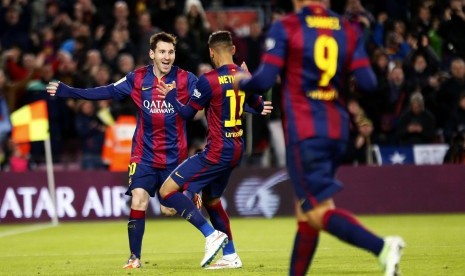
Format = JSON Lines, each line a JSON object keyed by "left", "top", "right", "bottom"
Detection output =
{"left": 187, "top": 64, "right": 262, "bottom": 165}
{"left": 256, "top": 4, "right": 373, "bottom": 144}
{"left": 112, "top": 65, "right": 197, "bottom": 168}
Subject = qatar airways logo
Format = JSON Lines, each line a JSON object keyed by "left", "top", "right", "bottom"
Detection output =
{"left": 143, "top": 100, "right": 174, "bottom": 114}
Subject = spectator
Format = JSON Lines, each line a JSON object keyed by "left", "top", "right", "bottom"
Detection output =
{"left": 404, "top": 52, "right": 439, "bottom": 115}
{"left": 428, "top": 17, "right": 443, "bottom": 61}
{"left": 72, "top": 0, "right": 99, "bottom": 28}
{"left": 109, "top": 26, "right": 137, "bottom": 59}
{"left": 184, "top": 0, "right": 210, "bottom": 62}
{"left": 0, "top": 3, "right": 31, "bottom": 51}
{"left": 344, "top": 99, "right": 374, "bottom": 165}
{"left": 375, "top": 66, "right": 412, "bottom": 144}
{"left": 411, "top": 4, "right": 433, "bottom": 36}
{"left": 152, "top": 0, "right": 177, "bottom": 33}
{"left": 75, "top": 49, "right": 102, "bottom": 88}
{"left": 101, "top": 40, "right": 120, "bottom": 73}
{"left": 0, "top": 70, "right": 12, "bottom": 166}
{"left": 396, "top": 92, "right": 436, "bottom": 145}
{"left": 135, "top": 11, "right": 162, "bottom": 65}
{"left": 172, "top": 14, "right": 200, "bottom": 73}
{"left": 404, "top": 33, "right": 440, "bottom": 75}
{"left": 74, "top": 100, "right": 106, "bottom": 170}
{"left": 105, "top": 1, "right": 138, "bottom": 44}
{"left": 102, "top": 112, "right": 136, "bottom": 172}
{"left": 113, "top": 53, "right": 135, "bottom": 82}
{"left": 443, "top": 130, "right": 465, "bottom": 163}
{"left": 437, "top": 58, "right": 465, "bottom": 129}
{"left": 439, "top": 0, "right": 465, "bottom": 60}
{"left": 7, "top": 139, "right": 29, "bottom": 172}
{"left": 444, "top": 91, "right": 465, "bottom": 143}
{"left": 361, "top": 49, "right": 389, "bottom": 143}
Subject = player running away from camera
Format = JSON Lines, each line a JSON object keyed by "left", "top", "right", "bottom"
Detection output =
{"left": 156, "top": 30, "right": 272, "bottom": 269}
{"left": 234, "top": 0, "right": 405, "bottom": 275}
{"left": 46, "top": 32, "right": 201, "bottom": 269}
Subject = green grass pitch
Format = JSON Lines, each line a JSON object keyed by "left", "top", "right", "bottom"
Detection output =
{"left": 1, "top": 214, "right": 464, "bottom": 275}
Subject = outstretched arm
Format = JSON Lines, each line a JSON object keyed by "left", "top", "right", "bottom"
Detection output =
{"left": 47, "top": 81, "right": 115, "bottom": 100}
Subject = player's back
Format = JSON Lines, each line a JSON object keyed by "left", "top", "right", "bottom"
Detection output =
{"left": 276, "top": 4, "right": 367, "bottom": 144}
{"left": 198, "top": 64, "right": 244, "bottom": 165}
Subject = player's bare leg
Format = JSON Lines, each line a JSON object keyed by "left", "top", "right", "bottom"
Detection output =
{"left": 303, "top": 198, "right": 404, "bottom": 275}
{"left": 289, "top": 201, "right": 319, "bottom": 275}
{"left": 124, "top": 188, "right": 149, "bottom": 269}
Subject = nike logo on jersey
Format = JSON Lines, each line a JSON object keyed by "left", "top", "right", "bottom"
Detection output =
{"left": 141, "top": 86, "right": 152, "bottom": 91}
{"left": 175, "top": 171, "right": 184, "bottom": 179}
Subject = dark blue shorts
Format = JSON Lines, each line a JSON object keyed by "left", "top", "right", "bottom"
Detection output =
{"left": 169, "top": 154, "right": 234, "bottom": 198}
{"left": 286, "top": 137, "right": 346, "bottom": 212}
{"left": 125, "top": 162, "right": 177, "bottom": 197}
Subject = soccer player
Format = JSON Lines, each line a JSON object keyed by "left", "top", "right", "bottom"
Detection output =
{"left": 156, "top": 30, "right": 271, "bottom": 268}
{"left": 46, "top": 32, "right": 199, "bottom": 269}
{"left": 234, "top": 1, "right": 405, "bottom": 275}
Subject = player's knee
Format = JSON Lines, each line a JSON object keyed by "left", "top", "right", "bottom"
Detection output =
{"left": 131, "top": 197, "right": 149, "bottom": 210}
{"left": 131, "top": 189, "right": 149, "bottom": 210}
{"left": 159, "top": 177, "right": 179, "bottom": 198}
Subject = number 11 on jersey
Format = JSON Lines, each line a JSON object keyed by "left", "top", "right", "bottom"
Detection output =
{"left": 225, "top": 89, "right": 245, "bottom": 127}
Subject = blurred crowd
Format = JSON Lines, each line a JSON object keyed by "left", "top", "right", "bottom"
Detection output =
{"left": 1, "top": 0, "right": 465, "bottom": 171}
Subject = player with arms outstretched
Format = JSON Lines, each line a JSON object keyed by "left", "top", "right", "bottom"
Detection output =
{"left": 47, "top": 32, "right": 199, "bottom": 269}
{"left": 234, "top": 1, "right": 405, "bottom": 275}
{"left": 156, "top": 30, "right": 271, "bottom": 268}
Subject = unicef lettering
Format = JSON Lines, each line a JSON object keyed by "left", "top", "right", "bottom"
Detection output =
{"left": 143, "top": 100, "right": 174, "bottom": 114}
{"left": 225, "top": 129, "right": 243, "bottom": 138}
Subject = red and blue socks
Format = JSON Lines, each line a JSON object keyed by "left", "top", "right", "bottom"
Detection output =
{"left": 163, "top": 192, "right": 214, "bottom": 237}
{"left": 128, "top": 209, "right": 145, "bottom": 259}
{"left": 323, "top": 209, "right": 384, "bottom": 255}
{"left": 290, "top": 221, "right": 319, "bottom": 276}
{"left": 205, "top": 201, "right": 235, "bottom": 255}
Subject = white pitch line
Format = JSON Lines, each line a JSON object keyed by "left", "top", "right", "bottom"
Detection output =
{"left": 0, "top": 223, "right": 58, "bottom": 238}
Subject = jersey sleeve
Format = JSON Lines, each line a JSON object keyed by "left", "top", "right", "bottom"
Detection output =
{"left": 189, "top": 75, "right": 212, "bottom": 110}
{"left": 350, "top": 36, "right": 377, "bottom": 91}
{"left": 261, "top": 21, "right": 288, "bottom": 70}
{"left": 244, "top": 94, "right": 264, "bottom": 114}
{"left": 239, "top": 22, "right": 287, "bottom": 93}
{"left": 186, "top": 72, "right": 199, "bottom": 96}
{"left": 349, "top": 36, "right": 371, "bottom": 71}
{"left": 112, "top": 71, "right": 136, "bottom": 101}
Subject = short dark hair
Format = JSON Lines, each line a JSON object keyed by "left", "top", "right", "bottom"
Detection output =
{"left": 150, "top": 32, "right": 177, "bottom": 51}
{"left": 208, "top": 30, "right": 233, "bottom": 49}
